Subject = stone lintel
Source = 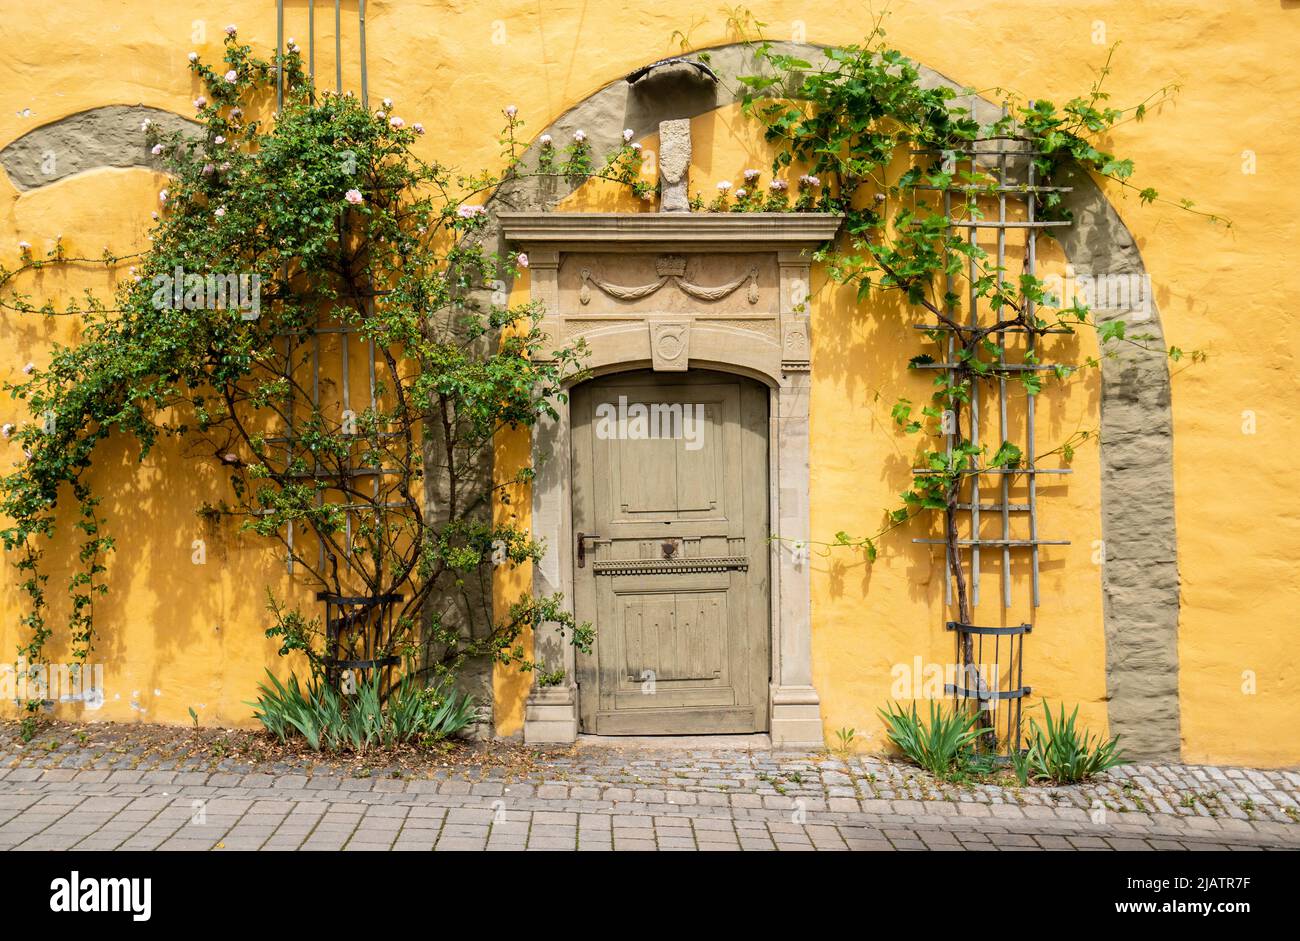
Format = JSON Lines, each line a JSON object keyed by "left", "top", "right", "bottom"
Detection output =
{"left": 500, "top": 212, "right": 844, "bottom": 254}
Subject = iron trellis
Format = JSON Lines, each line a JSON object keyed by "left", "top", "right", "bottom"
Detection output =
{"left": 276, "top": 0, "right": 370, "bottom": 110}
{"left": 911, "top": 105, "right": 1073, "bottom": 751}
{"left": 265, "top": 2, "right": 414, "bottom": 690}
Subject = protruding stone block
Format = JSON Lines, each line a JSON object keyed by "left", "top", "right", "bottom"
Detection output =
{"left": 658, "top": 118, "right": 691, "bottom": 212}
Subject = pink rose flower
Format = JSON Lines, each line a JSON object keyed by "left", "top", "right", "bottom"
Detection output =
{"left": 345, "top": 189, "right": 364, "bottom": 205}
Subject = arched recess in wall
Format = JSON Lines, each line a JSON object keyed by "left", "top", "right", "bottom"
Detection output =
{"left": 467, "top": 42, "right": 1183, "bottom": 762}
{"left": 0, "top": 42, "right": 1181, "bottom": 761}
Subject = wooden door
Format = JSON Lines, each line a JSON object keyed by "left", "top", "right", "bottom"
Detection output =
{"left": 571, "top": 370, "right": 770, "bottom": 734}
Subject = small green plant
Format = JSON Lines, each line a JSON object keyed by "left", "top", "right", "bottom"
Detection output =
{"left": 1121, "top": 782, "right": 1148, "bottom": 812}
{"left": 1019, "top": 702, "right": 1124, "bottom": 784}
{"left": 1008, "top": 747, "right": 1031, "bottom": 785}
{"left": 248, "top": 671, "right": 326, "bottom": 749}
{"left": 188, "top": 707, "right": 199, "bottom": 727}
{"left": 19, "top": 716, "right": 38, "bottom": 743}
{"left": 960, "top": 749, "right": 1001, "bottom": 781}
{"left": 878, "top": 700, "right": 987, "bottom": 779}
{"left": 833, "top": 727, "right": 857, "bottom": 755}
{"left": 385, "top": 671, "right": 479, "bottom": 744}
{"left": 248, "top": 667, "right": 476, "bottom": 753}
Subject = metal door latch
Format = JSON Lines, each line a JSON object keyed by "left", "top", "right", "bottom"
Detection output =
{"left": 577, "top": 532, "right": 601, "bottom": 568}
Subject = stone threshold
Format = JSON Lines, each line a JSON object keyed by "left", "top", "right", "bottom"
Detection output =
{"left": 576, "top": 733, "right": 773, "bottom": 751}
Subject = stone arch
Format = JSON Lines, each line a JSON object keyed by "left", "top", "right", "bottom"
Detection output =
{"left": 558, "top": 322, "right": 783, "bottom": 388}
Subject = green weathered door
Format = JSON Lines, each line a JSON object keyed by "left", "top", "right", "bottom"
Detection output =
{"left": 572, "top": 370, "right": 770, "bottom": 734}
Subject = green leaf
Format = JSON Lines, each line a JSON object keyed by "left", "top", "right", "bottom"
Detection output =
{"left": 1098, "top": 319, "right": 1127, "bottom": 344}
{"left": 989, "top": 440, "right": 1022, "bottom": 468}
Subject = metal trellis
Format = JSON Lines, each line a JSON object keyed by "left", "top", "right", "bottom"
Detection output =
{"left": 276, "top": 0, "right": 370, "bottom": 109}
{"left": 264, "top": 2, "right": 413, "bottom": 693}
{"left": 911, "top": 105, "right": 1074, "bottom": 751}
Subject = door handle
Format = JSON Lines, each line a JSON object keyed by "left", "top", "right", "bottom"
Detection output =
{"left": 576, "top": 532, "right": 602, "bottom": 568}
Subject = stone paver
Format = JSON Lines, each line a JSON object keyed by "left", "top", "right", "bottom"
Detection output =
{"left": 2, "top": 726, "right": 1298, "bottom": 851}
{"left": 0, "top": 722, "right": 1294, "bottom": 847}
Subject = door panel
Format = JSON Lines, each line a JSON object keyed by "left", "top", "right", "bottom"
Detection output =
{"left": 572, "top": 370, "right": 770, "bottom": 735}
{"left": 605, "top": 392, "right": 726, "bottom": 519}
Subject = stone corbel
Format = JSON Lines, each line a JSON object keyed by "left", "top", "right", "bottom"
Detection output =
{"left": 778, "top": 251, "right": 813, "bottom": 373}
{"left": 781, "top": 320, "right": 810, "bottom": 372}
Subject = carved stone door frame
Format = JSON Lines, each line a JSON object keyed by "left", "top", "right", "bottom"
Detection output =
{"left": 501, "top": 212, "right": 842, "bottom": 747}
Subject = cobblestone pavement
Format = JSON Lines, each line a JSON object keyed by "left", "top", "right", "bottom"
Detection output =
{"left": 2, "top": 733, "right": 1297, "bottom": 850}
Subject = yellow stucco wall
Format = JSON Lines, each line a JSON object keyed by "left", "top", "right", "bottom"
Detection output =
{"left": 1, "top": 2, "right": 1295, "bottom": 766}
